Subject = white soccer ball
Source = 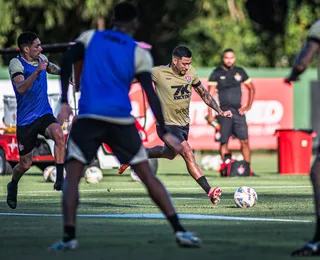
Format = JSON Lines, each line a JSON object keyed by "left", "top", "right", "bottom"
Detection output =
{"left": 84, "top": 166, "right": 103, "bottom": 184}
{"left": 208, "top": 155, "right": 222, "bottom": 171}
{"left": 236, "top": 154, "right": 244, "bottom": 161}
{"left": 234, "top": 186, "right": 258, "bottom": 208}
{"left": 43, "top": 165, "right": 55, "bottom": 182}
{"left": 48, "top": 167, "right": 67, "bottom": 183}
{"left": 201, "top": 155, "right": 214, "bottom": 170}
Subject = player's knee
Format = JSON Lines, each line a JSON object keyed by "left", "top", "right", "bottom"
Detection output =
{"left": 166, "top": 153, "right": 177, "bottom": 160}
{"left": 163, "top": 150, "right": 177, "bottom": 160}
{"left": 54, "top": 131, "right": 65, "bottom": 147}
{"left": 182, "top": 150, "right": 195, "bottom": 163}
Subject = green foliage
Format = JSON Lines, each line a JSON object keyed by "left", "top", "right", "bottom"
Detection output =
{"left": 0, "top": 0, "right": 319, "bottom": 67}
{"left": 182, "top": 0, "right": 320, "bottom": 68}
{"left": 181, "top": 0, "right": 269, "bottom": 67}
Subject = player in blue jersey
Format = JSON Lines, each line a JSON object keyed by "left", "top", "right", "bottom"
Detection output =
{"left": 6, "top": 32, "right": 66, "bottom": 209}
{"left": 49, "top": 2, "right": 201, "bottom": 251}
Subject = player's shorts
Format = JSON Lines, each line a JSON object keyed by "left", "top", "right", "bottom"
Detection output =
{"left": 16, "top": 113, "right": 57, "bottom": 156}
{"left": 156, "top": 124, "right": 189, "bottom": 145}
{"left": 217, "top": 109, "right": 248, "bottom": 144}
{"left": 66, "top": 118, "right": 147, "bottom": 165}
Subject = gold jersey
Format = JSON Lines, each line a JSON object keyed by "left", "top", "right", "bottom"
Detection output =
{"left": 152, "top": 65, "right": 201, "bottom": 126}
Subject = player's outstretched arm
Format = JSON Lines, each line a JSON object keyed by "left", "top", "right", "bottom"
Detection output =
{"left": 136, "top": 72, "right": 166, "bottom": 132}
{"left": 60, "top": 42, "right": 84, "bottom": 104}
{"left": 285, "top": 40, "right": 320, "bottom": 83}
{"left": 193, "top": 83, "right": 232, "bottom": 117}
{"left": 57, "top": 42, "right": 84, "bottom": 124}
{"left": 206, "top": 83, "right": 217, "bottom": 124}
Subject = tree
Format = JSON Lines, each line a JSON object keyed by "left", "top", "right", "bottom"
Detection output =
{"left": 0, "top": 0, "right": 319, "bottom": 67}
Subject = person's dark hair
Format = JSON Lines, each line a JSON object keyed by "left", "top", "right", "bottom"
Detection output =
{"left": 17, "top": 32, "right": 38, "bottom": 51}
{"left": 172, "top": 45, "right": 192, "bottom": 59}
{"left": 113, "top": 2, "right": 139, "bottom": 23}
{"left": 222, "top": 48, "right": 235, "bottom": 56}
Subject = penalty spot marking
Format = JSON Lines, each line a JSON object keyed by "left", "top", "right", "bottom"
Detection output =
{"left": 0, "top": 212, "right": 312, "bottom": 223}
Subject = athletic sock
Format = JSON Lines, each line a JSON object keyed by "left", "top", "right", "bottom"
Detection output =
{"left": 196, "top": 176, "right": 211, "bottom": 194}
{"left": 56, "top": 164, "right": 64, "bottom": 183}
{"left": 11, "top": 179, "right": 18, "bottom": 186}
{"left": 312, "top": 217, "right": 320, "bottom": 242}
{"left": 63, "top": 226, "right": 75, "bottom": 242}
{"left": 167, "top": 214, "right": 186, "bottom": 233}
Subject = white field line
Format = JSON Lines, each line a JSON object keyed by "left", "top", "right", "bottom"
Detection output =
{"left": 5, "top": 185, "right": 312, "bottom": 195}
{"left": 0, "top": 212, "right": 312, "bottom": 223}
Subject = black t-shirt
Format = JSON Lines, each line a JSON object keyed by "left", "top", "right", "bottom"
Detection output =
{"left": 208, "top": 66, "right": 249, "bottom": 110}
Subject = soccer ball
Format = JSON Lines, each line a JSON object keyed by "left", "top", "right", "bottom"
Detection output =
{"left": 208, "top": 155, "right": 222, "bottom": 171}
{"left": 43, "top": 165, "right": 55, "bottom": 182}
{"left": 201, "top": 155, "right": 214, "bottom": 170}
{"left": 84, "top": 166, "right": 103, "bottom": 184}
{"left": 47, "top": 167, "right": 67, "bottom": 183}
{"left": 234, "top": 186, "right": 257, "bottom": 208}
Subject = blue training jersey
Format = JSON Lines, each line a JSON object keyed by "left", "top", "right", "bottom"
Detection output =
{"left": 10, "top": 56, "right": 53, "bottom": 126}
{"left": 76, "top": 30, "right": 153, "bottom": 119}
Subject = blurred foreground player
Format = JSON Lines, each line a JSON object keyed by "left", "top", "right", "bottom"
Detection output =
{"left": 49, "top": 2, "right": 201, "bottom": 251}
{"left": 285, "top": 19, "right": 320, "bottom": 256}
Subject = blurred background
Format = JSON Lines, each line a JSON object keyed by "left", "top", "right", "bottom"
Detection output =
{"left": 0, "top": 0, "right": 319, "bottom": 150}
{"left": 0, "top": 0, "right": 319, "bottom": 67}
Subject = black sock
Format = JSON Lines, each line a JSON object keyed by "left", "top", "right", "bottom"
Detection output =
{"left": 63, "top": 226, "right": 75, "bottom": 242}
{"left": 167, "top": 214, "right": 186, "bottom": 233}
{"left": 196, "top": 176, "right": 211, "bottom": 194}
{"left": 11, "top": 179, "right": 18, "bottom": 186}
{"left": 312, "top": 217, "right": 320, "bottom": 242}
{"left": 56, "top": 164, "right": 64, "bottom": 182}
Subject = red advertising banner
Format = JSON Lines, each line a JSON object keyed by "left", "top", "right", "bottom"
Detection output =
{"left": 129, "top": 78, "right": 292, "bottom": 150}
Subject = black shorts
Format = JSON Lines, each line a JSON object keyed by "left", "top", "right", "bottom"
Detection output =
{"left": 17, "top": 114, "right": 57, "bottom": 156}
{"left": 66, "top": 118, "right": 147, "bottom": 165}
{"left": 217, "top": 110, "right": 248, "bottom": 144}
{"left": 156, "top": 124, "right": 189, "bottom": 145}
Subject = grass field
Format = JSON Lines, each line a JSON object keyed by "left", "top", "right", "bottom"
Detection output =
{"left": 0, "top": 153, "right": 316, "bottom": 260}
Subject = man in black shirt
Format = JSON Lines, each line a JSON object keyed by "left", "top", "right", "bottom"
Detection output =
{"left": 207, "top": 49, "right": 255, "bottom": 165}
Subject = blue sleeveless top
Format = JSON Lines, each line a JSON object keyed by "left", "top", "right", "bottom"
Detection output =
{"left": 78, "top": 30, "right": 136, "bottom": 118}
{"left": 12, "top": 57, "right": 53, "bottom": 126}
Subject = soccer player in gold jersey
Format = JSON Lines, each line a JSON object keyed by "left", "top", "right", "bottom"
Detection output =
{"left": 120, "top": 45, "right": 232, "bottom": 205}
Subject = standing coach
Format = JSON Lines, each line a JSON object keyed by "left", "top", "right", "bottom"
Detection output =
{"left": 207, "top": 48, "right": 255, "bottom": 168}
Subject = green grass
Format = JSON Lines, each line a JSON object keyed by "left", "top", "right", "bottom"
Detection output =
{"left": 0, "top": 154, "right": 315, "bottom": 260}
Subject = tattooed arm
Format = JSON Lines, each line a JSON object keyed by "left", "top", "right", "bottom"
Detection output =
{"left": 193, "top": 83, "right": 225, "bottom": 115}
{"left": 46, "top": 62, "right": 61, "bottom": 75}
